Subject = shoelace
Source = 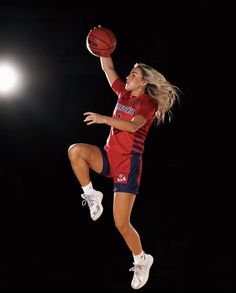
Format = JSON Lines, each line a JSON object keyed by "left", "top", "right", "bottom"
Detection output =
{"left": 82, "top": 194, "right": 96, "bottom": 208}
{"left": 129, "top": 264, "right": 143, "bottom": 273}
{"left": 129, "top": 264, "right": 143, "bottom": 283}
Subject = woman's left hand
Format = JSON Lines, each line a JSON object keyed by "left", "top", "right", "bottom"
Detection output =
{"left": 83, "top": 112, "right": 106, "bottom": 125}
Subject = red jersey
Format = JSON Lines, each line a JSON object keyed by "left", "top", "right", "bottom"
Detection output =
{"left": 104, "top": 78, "right": 157, "bottom": 155}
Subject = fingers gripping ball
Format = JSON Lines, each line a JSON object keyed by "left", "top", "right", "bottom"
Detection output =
{"left": 86, "top": 26, "right": 117, "bottom": 57}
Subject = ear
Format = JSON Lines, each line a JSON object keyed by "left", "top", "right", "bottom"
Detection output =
{"left": 142, "top": 80, "right": 148, "bottom": 87}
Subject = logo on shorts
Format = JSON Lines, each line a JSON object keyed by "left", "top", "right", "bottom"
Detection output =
{"left": 117, "top": 174, "right": 127, "bottom": 183}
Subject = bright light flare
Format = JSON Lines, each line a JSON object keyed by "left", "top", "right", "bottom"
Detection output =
{"left": 0, "top": 61, "right": 22, "bottom": 97}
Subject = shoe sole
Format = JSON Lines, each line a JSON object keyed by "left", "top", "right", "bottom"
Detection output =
{"left": 92, "top": 205, "right": 104, "bottom": 221}
{"left": 92, "top": 192, "right": 103, "bottom": 221}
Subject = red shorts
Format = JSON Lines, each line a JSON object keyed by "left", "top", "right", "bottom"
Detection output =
{"left": 99, "top": 148, "right": 142, "bottom": 194}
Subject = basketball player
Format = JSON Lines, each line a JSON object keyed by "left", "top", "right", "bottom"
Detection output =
{"left": 68, "top": 42, "right": 179, "bottom": 289}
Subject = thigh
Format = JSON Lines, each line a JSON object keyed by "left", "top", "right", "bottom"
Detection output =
{"left": 113, "top": 192, "right": 136, "bottom": 224}
{"left": 78, "top": 143, "right": 104, "bottom": 174}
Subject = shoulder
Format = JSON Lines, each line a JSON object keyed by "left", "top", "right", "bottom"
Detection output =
{"left": 112, "top": 78, "right": 128, "bottom": 96}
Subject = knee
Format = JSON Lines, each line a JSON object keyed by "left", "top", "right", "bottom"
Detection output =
{"left": 114, "top": 219, "right": 129, "bottom": 236}
{"left": 68, "top": 143, "right": 82, "bottom": 162}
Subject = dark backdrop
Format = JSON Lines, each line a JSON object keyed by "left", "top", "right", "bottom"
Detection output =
{"left": 0, "top": 1, "right": 232, "bottom": 292}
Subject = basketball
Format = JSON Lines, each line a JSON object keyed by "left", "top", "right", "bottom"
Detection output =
{"left": 86, "top": 26, "right": 117, "bottom": 57}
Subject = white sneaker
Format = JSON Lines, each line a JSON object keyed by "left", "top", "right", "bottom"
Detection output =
{"left": 81, "top": 190, "right": 103, "bottom": 221}
{"left": 129, "top": 253, "right": 154, "bottom": 289}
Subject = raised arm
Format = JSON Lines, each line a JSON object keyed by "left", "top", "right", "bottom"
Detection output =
{"left": 100, "top": 56, "right": 119, "bottom": 87}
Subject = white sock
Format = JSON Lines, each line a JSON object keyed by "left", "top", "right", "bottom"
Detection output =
{"left": 133, "top": 250, "right": 145, "bottom": 264}
{"left": 82, "top": 182, "right": 94, "bottom": 195}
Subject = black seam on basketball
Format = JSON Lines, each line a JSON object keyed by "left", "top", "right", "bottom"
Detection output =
{"left": 100, "top": 28, "right": 116, "bottom": 53}
{"left": 89, "top": 33, "right": 112, "bottom": 48}
{"left": 99, "top": 28, "right": 114, "bottom": 47}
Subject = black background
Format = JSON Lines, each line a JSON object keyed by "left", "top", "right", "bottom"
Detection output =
{"left": 0, "top": 1, "right": 233, "bottom": 292}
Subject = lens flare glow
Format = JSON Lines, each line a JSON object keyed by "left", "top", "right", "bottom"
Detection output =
{"left": 0, "top": 61, "right": 21, "bottom": 96}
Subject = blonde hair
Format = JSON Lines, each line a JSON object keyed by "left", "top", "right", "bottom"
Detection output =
{"left": 134, "top": 63, "right": 180, "bottom": 125}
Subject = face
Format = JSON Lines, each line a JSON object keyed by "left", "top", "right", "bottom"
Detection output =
{"left": 125, "top": 67, "right": 147, "bottom": 94}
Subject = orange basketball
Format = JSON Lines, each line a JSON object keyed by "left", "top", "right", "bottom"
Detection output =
{"left": 86, "top": 26, "right": 117, "bottom": 57}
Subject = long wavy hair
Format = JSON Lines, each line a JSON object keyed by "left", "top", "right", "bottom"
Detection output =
{"left": 134, "top": 63, "right": 180, "bottom": 125}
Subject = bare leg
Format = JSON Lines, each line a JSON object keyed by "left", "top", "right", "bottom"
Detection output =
{"left": 68, "top": 143, "right": 103, "bottom": 186}
{"left": 113, "top": 192, "right": 142, "bottom": 255}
